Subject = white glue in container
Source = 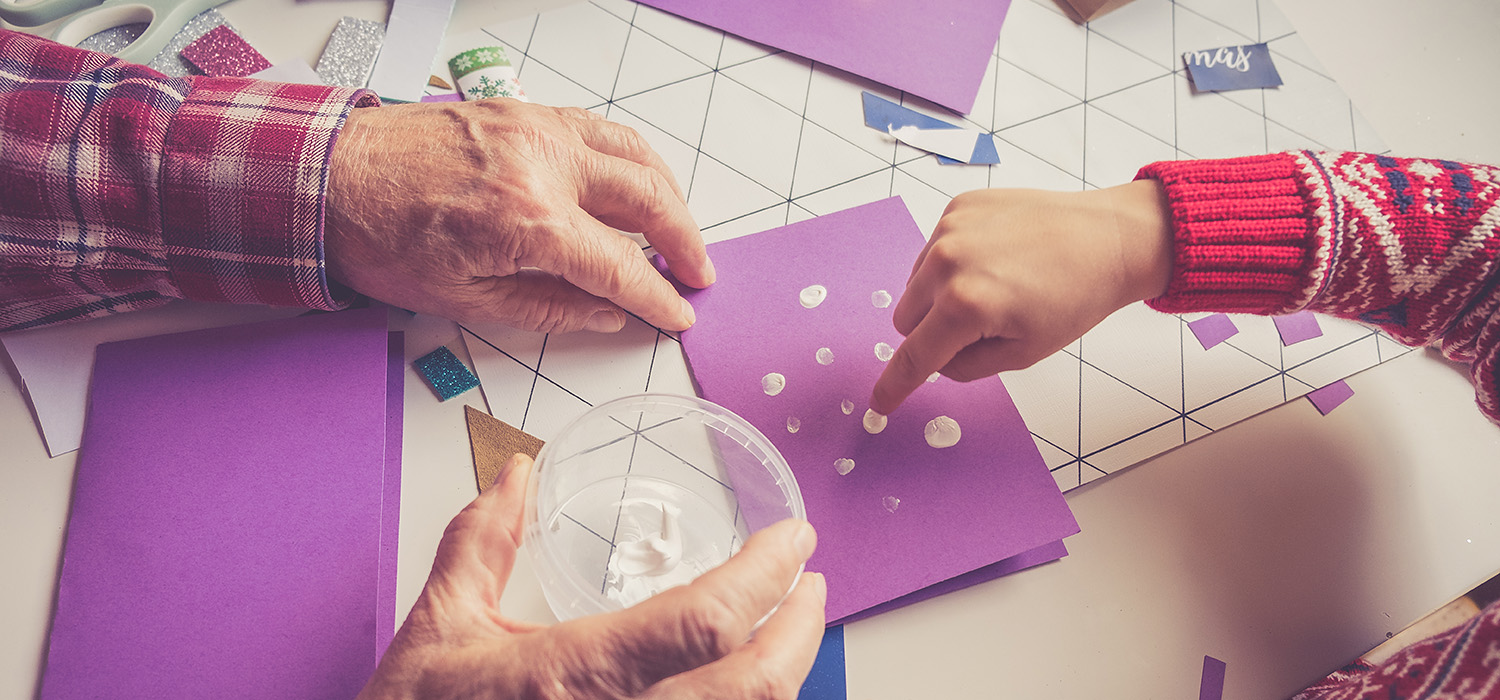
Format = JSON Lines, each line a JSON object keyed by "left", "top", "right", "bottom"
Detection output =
{"left": 525, "top": 394, "right": 806, "bottom": 622}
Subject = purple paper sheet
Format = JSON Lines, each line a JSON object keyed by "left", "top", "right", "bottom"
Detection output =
{"left": 638, "top": 0, "right": 1013, "bottom": 115}
{"left": 834, "top": 539, "right": 1067, "bottom": 625}
{"left": 379, "top": 332, "right": 406, "bottom": 660}
{"left": 1306, "top": 379, "right": 1354, "bottom": 415}
{"left": 1272, "top": 311, "right": 1323, "bottom": 346}
{"left": 1188, "top": 313, "right": 1239, "bottom": 350}
{"left": 42, "top": 308, "right": 392, "bottom": 700}
{"left": 673, "top": 197, "right": 1079, "bottom": 622}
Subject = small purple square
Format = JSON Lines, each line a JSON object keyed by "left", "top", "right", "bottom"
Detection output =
{"left": 1188, "top": 313, "right": 1239, "bottom": 350}
{"left": 1273, "top": 311, "right": 1323, "bottom": 346}
{"left": 1306, "top": 380, "right": 1355, "bottom": 415}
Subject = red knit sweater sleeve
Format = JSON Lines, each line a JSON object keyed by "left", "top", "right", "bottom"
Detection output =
{"left": 1137, "top": 151, "right": 1500, "bottom": 423}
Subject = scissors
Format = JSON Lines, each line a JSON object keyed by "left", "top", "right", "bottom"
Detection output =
{"left": 0, "top": 0, "right": 231, "bottom": 64}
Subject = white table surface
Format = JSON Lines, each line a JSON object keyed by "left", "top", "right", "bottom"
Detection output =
{"left": 4, "top": 1, "right": 1500, "bottom": 698}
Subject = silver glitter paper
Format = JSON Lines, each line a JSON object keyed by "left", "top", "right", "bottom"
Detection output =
{"left": 145, "top": 10, "right": 231, "bottom": 77}
{"left": 315, "top": 17, "right": 385, "bottom": 89}
{"left": 76, "top": 24, "right": 147, "bottom": 55}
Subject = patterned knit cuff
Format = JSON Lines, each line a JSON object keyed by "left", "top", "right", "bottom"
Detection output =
{"left": 160, "top": 77, "right": 378, "bottom": 310}
{"left": 1136, "top": 153, "right": 1324, "bottom": 315}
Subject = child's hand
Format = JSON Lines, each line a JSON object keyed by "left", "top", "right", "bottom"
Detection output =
{"left": 870, "top": 180, "right": 1174, "bottom": 414}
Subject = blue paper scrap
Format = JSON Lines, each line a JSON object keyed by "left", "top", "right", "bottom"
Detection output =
{"left": 861, "top": 92, "right": 999, "bottom": 165}
{"left": 414, "top": 345, "right": 480, "bottom": 400}
{"left": 1183, "top": 43, "right": 1282, "bottom": 92}
{"left": 798, "top": 626, "right": 846, "bottom": 700}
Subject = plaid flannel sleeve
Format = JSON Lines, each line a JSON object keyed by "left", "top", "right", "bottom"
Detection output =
{"left": 0, "top": 28, "right": 378, "bottom": 332}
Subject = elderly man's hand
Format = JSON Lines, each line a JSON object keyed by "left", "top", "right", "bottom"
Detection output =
{"left": 358, "top": 454, "right": 827, "bottom": 700}
{"left": 325, "top": 99, "right": 713, "bottom": 333}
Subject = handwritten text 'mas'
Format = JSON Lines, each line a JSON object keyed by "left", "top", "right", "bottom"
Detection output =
{"left": 1184, "top": 45, "right": 1252, "bottom": 72}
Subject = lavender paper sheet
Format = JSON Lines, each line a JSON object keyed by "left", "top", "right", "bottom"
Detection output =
{"left": 637, "top": 0, "right": 1012, "bottom": 115}
{"left": 42, "top": 308, "right": 393, "bottom": 700}
{"left": 672, "top": 197, "right": 1079, "bottom": 622}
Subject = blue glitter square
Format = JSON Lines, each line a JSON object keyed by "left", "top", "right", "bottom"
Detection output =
{"left": 414, "top": 346, "right": 480, "bottom": 401}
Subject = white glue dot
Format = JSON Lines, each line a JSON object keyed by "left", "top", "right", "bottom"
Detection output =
{"left": 926, "top": 372, "right": 941, "bottom": 383}
{"left": 840, "top": 399, "right": 855, "bottom": 415}
{"left": 815, "top": 347, "right": 834, "bottom": 365}
{"left": 835, "top": 458, "right": 855, "bottom": 476}
{"left": 799, "top": 285, "right": 828, "bottom": 309}
{"left": 871, "top": 290, "right": 892, "bottom": 309}
{"left": 874, "top": 342, "right": 895, "bottom": 362}
{"left": 786, "top": 416, "right": 801, "bottom": 434}
{"left": 761, "top": 372, "right": 786, "bottom": 396}
{"left": 924, "top": 416, "right": 962, "bottom": 448}
{"left": 862, "top": 409, "right": 887, "bottom": 434}
{"left": 883, "top": 496, "right": 901, "bottom": 513}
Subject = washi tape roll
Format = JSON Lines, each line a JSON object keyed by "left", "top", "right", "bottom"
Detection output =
{"left": 448, "top": 46, "right": 526, "bottom": 101}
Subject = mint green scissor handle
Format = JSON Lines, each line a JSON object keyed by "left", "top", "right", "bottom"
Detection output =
{"left": 0, "top": 0, "right": 101, "bottom": 27}
{"left": 5, "top": 0, "right": 230, "bottom": 65}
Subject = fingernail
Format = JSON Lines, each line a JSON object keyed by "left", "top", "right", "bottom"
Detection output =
{"left": 584, "top": 310, "right": 625, "bottom": 333}
{"left": 680, "top": 298, "right": 697, "bottom": 328}
{"left": 814, "top": 572, "right": 828, "bottom": 600}
{"left": 791, "top": 520, "right": 816, "bottom": 560}
{"left": 703, "top": 257, "right": 717, "bottom": 286}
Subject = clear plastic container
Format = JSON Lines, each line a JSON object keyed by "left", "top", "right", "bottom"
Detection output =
{"left": 525, "top": 394, "right": 805, "bottom": 621}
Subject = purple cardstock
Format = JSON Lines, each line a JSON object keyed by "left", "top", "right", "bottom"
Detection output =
{"left": 673, "top": 197, "right": 1079, "bottom": 622}
{"left": 42, "top": 308, "right": 394, "bottom": 700}
{"left": 379, "top": 331, "right": 406, "bottom": 660}
{"left": 1306, "top": 379, "right": 1354, "bottom": 415}
{"left": 637, "top": 0, "right": 1013, "bottom": 115}
{"left": 1272, "top": 311, "right": 1323, "bottom": 346}
{"left": 1188, "top": 313, "right": 1239, "bottom": 350}
{"left": 833, "top": 539, "right": 1067, "bottom": 625}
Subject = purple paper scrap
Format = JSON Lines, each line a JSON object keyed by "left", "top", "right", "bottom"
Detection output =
{"left": 1188, "top": 313, "right": 1239, "bottom": 350}
{"left": 1306, "top": 380, "right": 1354, "bottom": 415}
{"left": 1199, "top": 655, "right": 1227, "bottom": 700}
{"left": 1272, "top": 311, "right": 1323, "bottom": 346}
{"left": 419, "top": 92, "right": 463, "bottom": 102}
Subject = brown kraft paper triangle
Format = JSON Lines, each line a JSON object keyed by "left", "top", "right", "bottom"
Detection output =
{"left": 464, "top": 405, "right": 545, "bottom": 492}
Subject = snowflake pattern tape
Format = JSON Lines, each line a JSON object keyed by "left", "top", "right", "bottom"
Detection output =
{"left": 448, "top": 47, "right": 525, "bottom": 101}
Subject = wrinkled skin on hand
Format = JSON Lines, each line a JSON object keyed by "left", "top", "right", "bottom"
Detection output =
{"left": 871, "top": 181, "right": 1174, "bottom": 414}
{"left": 358, "top": 454, "right": 827, "bottom": 700}
{"left": 325, "top": 99, "right": 714, "bottom": 334}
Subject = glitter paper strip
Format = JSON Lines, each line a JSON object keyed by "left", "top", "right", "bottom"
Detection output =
{"left": 180, "top": 25, "right": 272, "bottom": 78}
{"left": 76, "top": 24, "right": 147, "bottom": 54}
{"left": 146, "top": 10, "right": 230, "bottom": 77}
{"left": 316, "top": 17, "right": 385, "bottom": 89}
{"left": 449, "top": 46, "right": 525, "bottom": 101}
{"left": 414, "top": 346, "right": 480, "bottom": 401}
